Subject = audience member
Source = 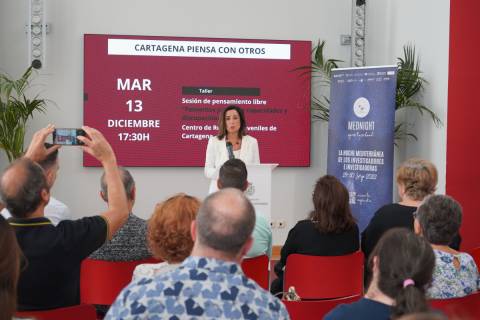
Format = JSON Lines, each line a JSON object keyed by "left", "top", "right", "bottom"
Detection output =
{"left": 0, "top": 125, "right": 129, "bottom": 311}
{"left": 270, "top": 175, "right": 359, "bottom": 296}
{"left": 414, "top": 194, "right": 480, "bottom": 299}
{"left": 1, "top": 143, "right": 70, "bottom": 225}
{"left": 361, "top": 159, "right": 441, "bottom": 261}
{"left": 132, "top": 193, "right": 200, "bottom": 281}
{"left": 90, "top": 167, "right": 151, "bottom": 261}
{"left": 217, "top": 158, "right": 272, "bottom": 258}
{"left": 106, "top": 188, "right": 289, "bottom": 319}
{"left": 325, "top": 228, "right": 435, "bottom": 320}
{"left": 0, "top": 215, "right": 21, "bottom": 320}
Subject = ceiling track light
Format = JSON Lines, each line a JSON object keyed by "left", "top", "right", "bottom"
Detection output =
{"left": 26, "top": 0, "right": 49, "bottom": 69}
{"left": 351, "top": 0, "right": 366, "bottom": 67}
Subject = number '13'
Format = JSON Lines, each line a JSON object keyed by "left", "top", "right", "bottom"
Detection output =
{"left": 126, "top": 100, "right": 143, "bottom": 112}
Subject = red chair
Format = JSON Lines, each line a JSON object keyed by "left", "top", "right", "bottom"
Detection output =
{"left": 242, "top": 255, "right": 269, "bottom": 290}
{"left": 80, "top": 258, "right": 159, "bottom": 305}
{"left": 468, "top": 246, "right": 480, "bottom": 269}
{"left": 284, "top": 252, "right": 364, "bottom": 299}
{"left": 430, "top": 291, "right": 480, "bottom": 319}
{"left": 283, "top": 295, "right": 361, "bottom": 320}
{"left": 15, "top": 304, "right": 96, "bottom": 320}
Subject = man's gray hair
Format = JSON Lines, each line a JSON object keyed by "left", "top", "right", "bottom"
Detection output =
{"left": 100, "top": 167, "right": 135, "bottom": 201}
{"left": 417, "top": 194, "right": 462, "bottom": 245}
{"left": 196, "top": 188, "right": 255, "bottom": 256}
{"left": 0, "top": 158, "right": 48, "bottom": 218}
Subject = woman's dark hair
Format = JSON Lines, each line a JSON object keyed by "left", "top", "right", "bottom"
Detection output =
{"left": 309, "top": 175, "right": 356, "bottom": 233}
{"left": 369, "top": 228, "right": 435, "bottom": 319}
{"left": 217, "top": 105, "right": 247, "bottom": 139}
{"left": 0, "top": 216, "right": 21, "bottom": 320}
{"left": 416, "top": 194, "right": 462, "bottom": 245}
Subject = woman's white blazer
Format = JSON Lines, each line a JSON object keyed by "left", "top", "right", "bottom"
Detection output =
{"left": 204, "top": 134, "right": 260, "bottom": 193}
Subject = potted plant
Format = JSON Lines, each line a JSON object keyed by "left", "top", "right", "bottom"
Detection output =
{"left": 0, "top": 67, "right": 48, "bottom": 162}
{"left": 296, "top": 40, "right": 442, "bottom": 142}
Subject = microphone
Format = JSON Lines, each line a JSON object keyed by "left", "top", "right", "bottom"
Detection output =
{"left": 226, "top": 141, "right": 235, "bottom": 159}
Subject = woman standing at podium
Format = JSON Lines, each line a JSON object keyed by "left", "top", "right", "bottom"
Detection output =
{"left": 204, "top": 105, "right": 260, "bottom": 193}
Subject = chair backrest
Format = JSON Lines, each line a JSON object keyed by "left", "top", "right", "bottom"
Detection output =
{"left": 80, "top": 257, "right": 159, "bottom": 305}
{"left": 15, "top": 304, "right": 96, "bottom": 320}
{"left": 283, "top": 295, "right": 361, "bottom": 320}
{"left": 284, "top": 252, "right": 363, "bottom": 299}
{"left": 429, "top": 291, "right": 480, "bottom": 319}
{"left": 468, "top": 246, "right": 480, "bottom": 269}
{"left": 241, "top": 254, "right": 269, "bottom": 290}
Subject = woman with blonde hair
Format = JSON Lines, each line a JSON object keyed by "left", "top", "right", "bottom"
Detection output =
{"left": 361, "top": 158, "right": 446, "bottom": 261}
{"left": 132, "top": 194, "right": 200, "bottom": 281}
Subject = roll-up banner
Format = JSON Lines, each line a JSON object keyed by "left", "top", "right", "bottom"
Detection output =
{"left": 327, "top": 66, "right": 397, "bottom": 231}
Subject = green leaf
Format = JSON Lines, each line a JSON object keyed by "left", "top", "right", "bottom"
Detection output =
{"left": 0, "top": 67, "right": 47, "bottom": 161}
{"left": 295, "top": 41, "right": 442, "bottom": 145}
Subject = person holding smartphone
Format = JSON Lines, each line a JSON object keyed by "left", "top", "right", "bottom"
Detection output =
{"left": 204, "top": 105, "right": 260, "bottom": 193}
{"left": 0, "top": 124, "right": 129, "bottom": 311}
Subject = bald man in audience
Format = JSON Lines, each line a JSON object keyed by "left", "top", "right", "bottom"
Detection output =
{"left": 1, "top": 143, "right": 71, "bottom": 225}
{"left": 0, "top": 125, "right": 129, "bottom": 311}
{"left": 106, "top": 188, "right": 289, "bottom": 319}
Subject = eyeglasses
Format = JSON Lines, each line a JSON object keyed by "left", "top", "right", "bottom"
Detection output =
{"left": 412, "top": 211, "right": 418, "bottom": 219}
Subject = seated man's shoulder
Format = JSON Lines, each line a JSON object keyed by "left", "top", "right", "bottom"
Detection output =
{"left": 130, "top": 213, "right": 147, "bottom": 222}
{"left": 88, "top": 213, "right": 150, "bottom": 261}
{"left": 44, "top": 197, "right": 71, "bottom": 225}
{"left": 123, "top": 213, "right": 147, "bottom": 229}
{"left": 254, "top": 214, "right": 271, "bottom": 230}
{"left": 47, "top": 196, "right": 69, "bottom": 211}
{"left": 109, "top": 263, "right": 288, "bottom": 319}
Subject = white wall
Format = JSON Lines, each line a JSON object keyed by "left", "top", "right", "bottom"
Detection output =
{"left": 0, "top": 0, "right": 353, "bottom": 244}
{"left": 366, "top": 0, "right": 450, "bottom": 197}
{"left": 1, "top": 1, "right": 450, "bottom": 244}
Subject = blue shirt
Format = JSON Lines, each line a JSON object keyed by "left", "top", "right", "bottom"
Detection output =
{"left": 106, "top": 256, "right": 290, "bottom": 319}
{"left": 324, "top": 298, "right": 391, "bottom": 320}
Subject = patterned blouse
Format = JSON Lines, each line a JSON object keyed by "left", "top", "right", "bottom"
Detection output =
{"left": 106, "top": 256, "right": 290, "bottom": 319}
{"left": 427, "top": 249, "right": 480, "bottom": 299}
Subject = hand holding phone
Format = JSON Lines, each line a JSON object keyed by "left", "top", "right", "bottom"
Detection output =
{"left": 52, "top": 128, "right": 86, "bottom": 146}
{"left": 25, "top": 124, "right": 60, "bottom": 162}
{"left": 78, "top": 126, "right": 116, "bottom": 165}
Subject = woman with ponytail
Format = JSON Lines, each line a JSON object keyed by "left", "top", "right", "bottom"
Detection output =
{"left": 325, "top": 228, "right": 435, "bottom": 320}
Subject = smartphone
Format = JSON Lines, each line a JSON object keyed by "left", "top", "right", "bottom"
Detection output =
{"left": 52, "top": 128, "right": 86, "bottom": 146}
